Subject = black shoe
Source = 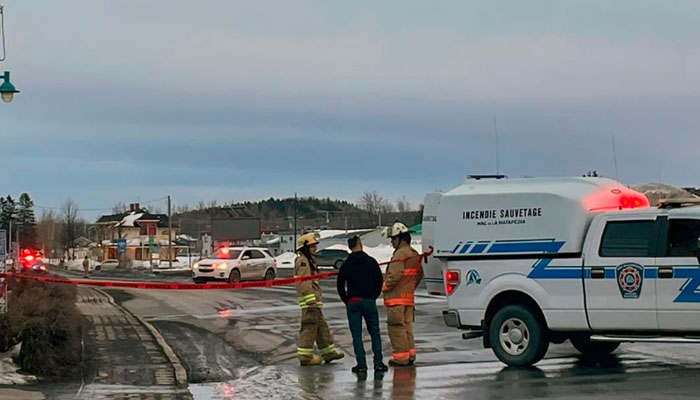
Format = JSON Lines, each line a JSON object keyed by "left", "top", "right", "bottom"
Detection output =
{"left": 374, "top": 363, "right": 389, "bottom": 372}
{"left": 388, "top": 359, "right": 410, "bottom": 367}
{"left": 352, "top": 365, "right": 368, "bottom": 373}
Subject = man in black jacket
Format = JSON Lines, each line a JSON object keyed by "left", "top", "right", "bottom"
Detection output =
{"left": 337, "top": 235, "right": 388, "bottom": 374}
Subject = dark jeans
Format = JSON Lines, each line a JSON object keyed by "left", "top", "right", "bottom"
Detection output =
{"left": 346, "top": 299, "right": 383, "bottom": 368}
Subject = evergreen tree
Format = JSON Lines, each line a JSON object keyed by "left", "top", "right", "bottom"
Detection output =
{"left": 0, "top": 196, "right": 17, "bottom": 250}
{"left": 17, "top": 193, "right": 38, "bottom": 248}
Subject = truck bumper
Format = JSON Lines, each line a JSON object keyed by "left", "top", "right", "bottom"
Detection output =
{"left": 442, "top": 309, "right": 461, "bottom": 328}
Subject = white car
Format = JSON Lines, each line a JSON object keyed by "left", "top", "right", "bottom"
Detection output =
{"left": 192, "top": 247, "right": 277, "bottom": 283}
{"left": 99, "top": 259, "right": 120, "bottom": 271}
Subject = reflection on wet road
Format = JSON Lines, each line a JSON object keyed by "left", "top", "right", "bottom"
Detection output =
{"left": 189, "top": 349, "right": 700, "bottom": 400}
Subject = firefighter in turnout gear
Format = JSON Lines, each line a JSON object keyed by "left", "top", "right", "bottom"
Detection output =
{"left": 382, "top": 222, "right": 423, "bottom": 366}
{"left": 295, "top": 232, "right": 345, "bottom": 366}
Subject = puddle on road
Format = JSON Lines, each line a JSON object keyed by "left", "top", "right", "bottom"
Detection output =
{"left": 189, "top": 366, "right": 310, "bottom": 400}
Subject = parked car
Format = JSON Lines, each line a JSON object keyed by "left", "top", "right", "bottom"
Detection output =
{"left": 192, "top": 247, "right": 277, "bottom": 283}
{"left": 99, "top": 259, "right": 119, "bottom": 271}
{"left": 315, "top": 248, "right": 350, "bottom": 269}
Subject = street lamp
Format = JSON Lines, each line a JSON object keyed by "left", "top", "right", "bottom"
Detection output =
{"left": 0, "top": 71, "right": 19, "bottom": 103}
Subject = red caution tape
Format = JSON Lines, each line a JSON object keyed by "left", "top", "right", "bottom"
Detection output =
{"left": 0, "top": 247, "right": 434, "bottom": 290}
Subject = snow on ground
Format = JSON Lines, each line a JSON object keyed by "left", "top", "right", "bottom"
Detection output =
{"left": 0, "top": 345, "right": 37, "bottom": 385}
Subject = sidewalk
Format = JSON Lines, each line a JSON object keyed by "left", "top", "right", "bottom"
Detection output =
{"left": 75, "top": 287, "right": 192, "bottom": 399}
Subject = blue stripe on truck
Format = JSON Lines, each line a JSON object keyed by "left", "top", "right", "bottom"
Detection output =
{"left": 488, "top": 241, "right": 565, "bottom": 254}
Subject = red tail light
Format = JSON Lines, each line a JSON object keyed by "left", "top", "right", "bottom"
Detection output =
{"left": 445, "top": 269, "right": 460, "bottom": 295}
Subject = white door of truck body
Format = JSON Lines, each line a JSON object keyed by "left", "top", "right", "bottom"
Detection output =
{"left": 655, "top": 217, "right": 700, "bottom": 331}
{"left": 583, "top": 214, "right": 661, "bottom": 331}
{"left": 422, "top": 193, "right": 445, "bottom": 295}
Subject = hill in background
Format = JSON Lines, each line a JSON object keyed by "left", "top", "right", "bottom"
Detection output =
{"left": 174, "top": 197, "right": 421, "bottom": 236}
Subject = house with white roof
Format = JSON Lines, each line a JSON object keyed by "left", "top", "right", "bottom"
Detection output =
{"left": 95, "top": 203, "right": 178, "bottom": 264}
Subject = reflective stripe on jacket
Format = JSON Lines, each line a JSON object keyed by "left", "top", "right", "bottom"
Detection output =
{"left": 295, "top": 253, "right": 323, "bottom": 309}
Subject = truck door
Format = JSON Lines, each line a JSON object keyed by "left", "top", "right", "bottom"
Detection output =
{"left": 655, "top": 217, "right": 700, "bottom": 331}
{"left": 422, "top": 193, "right": 444, "bottom": 295}
{"left": 583, "top": 216, "right": 660, "bottom": 330}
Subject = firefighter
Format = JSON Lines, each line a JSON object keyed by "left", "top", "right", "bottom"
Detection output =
{"left": 382, "top": 222, "right": 423, "bottom": 366}
{"left": 295, "top": 232, "right": 345, "bottom": 366}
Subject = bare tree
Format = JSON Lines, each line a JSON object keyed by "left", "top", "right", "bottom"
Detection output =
{"left": 37, "top": 209, "right": 61, "bottom": 258}
{"left": 197, "top": 201, "right": 206, "bottom": 211}
{"left": 396, "top": 195, "right": 412, "bottom": 213}
{"left": 378, "top": 200, "right": 395, "bottom": 214}
{"left": 359, "top": 191, "right": 384, "bottom": 215}
{"left": 60, "top": 198, "right": 80, "bottom": 258}
{"left": 150, "top": 206, "right": 164, "bottom": 214}
{"left": 112, "top": 202, "right": 128, "bottom": 214}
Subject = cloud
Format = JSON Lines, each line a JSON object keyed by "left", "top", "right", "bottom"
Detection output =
{"left": 2, "top": 0, "right": 700, "bottom": 218}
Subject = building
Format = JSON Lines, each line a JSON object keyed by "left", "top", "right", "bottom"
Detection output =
{"left": 95, "top": 203, "right": 178, "bottom": 265}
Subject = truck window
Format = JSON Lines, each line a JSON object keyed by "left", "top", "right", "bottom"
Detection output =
{"left": 667, "top": 219, "right": 700, "bottom": 257}
{"left": 599, "top": 220, "right": 656, "bottom": 257}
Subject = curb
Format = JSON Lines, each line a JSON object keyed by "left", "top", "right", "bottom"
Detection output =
{"left": 91, "top": 288, "right": 189, "bottom": 389}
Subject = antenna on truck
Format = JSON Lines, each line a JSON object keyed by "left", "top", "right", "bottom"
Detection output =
{"left": 611, "top": 134, "right": 620, "bottom": 183}
{"left": 493, "top": 116, "right": 500, "bottom": 175}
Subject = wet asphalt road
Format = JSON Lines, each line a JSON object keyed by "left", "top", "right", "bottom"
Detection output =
{"left": 57, "top": 267, "right": 700, "bottom": 399}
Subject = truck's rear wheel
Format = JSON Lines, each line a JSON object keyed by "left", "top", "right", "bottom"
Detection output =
{"left": 570, "top": 334, "right": 619, "bottom": 358}
{"left": 489, "top": 305, "right": 549, "bottom": 367}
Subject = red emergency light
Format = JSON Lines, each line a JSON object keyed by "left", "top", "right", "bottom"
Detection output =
{"left": 582, "top": 187, "right": 650, "bottom": 212}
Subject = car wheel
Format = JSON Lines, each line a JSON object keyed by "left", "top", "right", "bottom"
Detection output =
{"left": 228, "top": 269, "right": 241, "bottom": 283}
{"left": 264, "top": 269, "right": 275, "bottom": 281}
{"left": 489, "top": 305, "right": 549, "bottom": 367}
{"left": 570, "top": 334, "right": 620, "bottom": 358}
{"left": 334, "top": 260, "right": 343, "bottom": 270}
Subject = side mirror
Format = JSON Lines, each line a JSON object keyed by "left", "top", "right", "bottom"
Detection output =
{"left": 242, "top": 255, "right": 250, "bottom": 261}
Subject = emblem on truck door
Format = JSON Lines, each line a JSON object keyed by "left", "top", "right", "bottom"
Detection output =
{"left": 616, "top": 263, "right": 644, "bottom": 299}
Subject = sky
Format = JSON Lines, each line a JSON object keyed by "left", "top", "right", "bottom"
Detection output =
{"left": 1, "top": 1, "right": 699, "bottom": 220}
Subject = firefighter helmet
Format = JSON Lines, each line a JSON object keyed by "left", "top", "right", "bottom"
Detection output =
{"left": 381, "top": 222, "right": 409, "bottom": 238}
{"left": 297, "top": 232, "right": 320, "bottom": 250}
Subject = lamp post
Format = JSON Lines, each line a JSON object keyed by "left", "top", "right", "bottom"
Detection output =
{"left": 0, "top": 71, "right": 19, "bottom": 103}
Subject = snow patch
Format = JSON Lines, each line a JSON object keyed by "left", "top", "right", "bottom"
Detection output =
{"left": 118, "top": 212, "right": 144, "bottom": 227}
{"left": 0, "top": 344, "right": 37, "bottom": 385}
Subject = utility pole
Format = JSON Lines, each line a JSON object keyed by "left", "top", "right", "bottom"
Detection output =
{"left": 168, "top": 195, "right": 172, "bottom": 269}
{"left": 293, "top": 193, "right": 297, "bottom": 251}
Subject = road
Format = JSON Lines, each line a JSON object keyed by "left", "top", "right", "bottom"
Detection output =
{"left": 55, "top": 267, "right": 700, "bottom": 399}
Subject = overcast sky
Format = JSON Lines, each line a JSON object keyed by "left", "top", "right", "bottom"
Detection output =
{"left": 1, "top": 1, "right": 699, "bottom": 220}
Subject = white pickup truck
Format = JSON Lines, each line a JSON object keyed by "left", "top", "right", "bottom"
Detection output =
{"left": 423, "top": 176, "right": 700, "bottom": 366}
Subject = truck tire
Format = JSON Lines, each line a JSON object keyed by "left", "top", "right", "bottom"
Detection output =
{"left": 489, "top": 305, "right": 549, "bottom": 367}
{"left": 570, "top": 334, "right": 619, "bottom": 358}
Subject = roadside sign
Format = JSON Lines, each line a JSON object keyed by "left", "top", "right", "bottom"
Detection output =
{"left": 117, "top": 239, "right": 127, "bottom": 254}
{"left": 148, "top": 235, "right": 156, "bottom": 253}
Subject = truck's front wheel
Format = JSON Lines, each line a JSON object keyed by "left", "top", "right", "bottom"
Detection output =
{"left": 570, "top": 334, "right": 620, "bottom": 358}
{"left": 489, "top": 305, "right": 549, "bottom": 367}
